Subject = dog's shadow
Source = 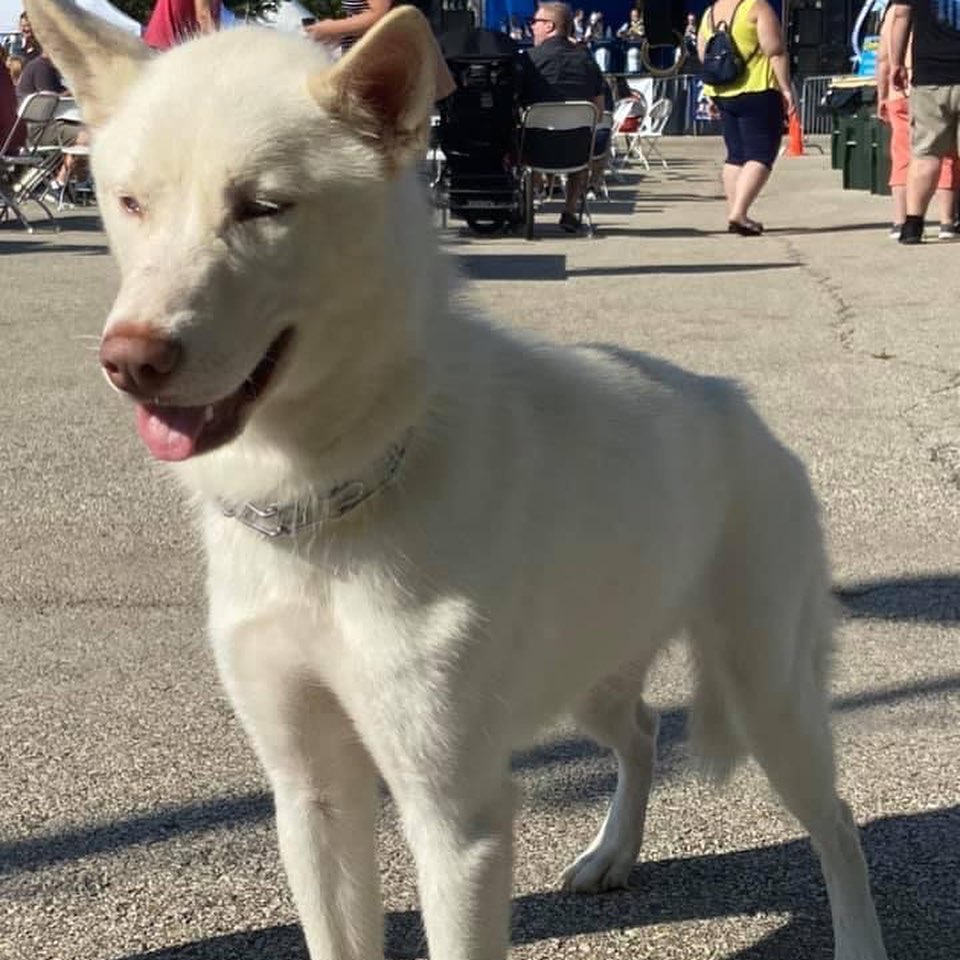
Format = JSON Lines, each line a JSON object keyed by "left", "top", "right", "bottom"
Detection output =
{"left": 116, "top": 805, "right": 958, "bottom": 960}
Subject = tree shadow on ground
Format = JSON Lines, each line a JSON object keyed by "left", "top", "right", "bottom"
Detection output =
{"left": 0, "top": 239, "right": 106, "bottom": 255}
{"left": 112, "top": 806, "right": 959, "bottom": 960}
{"left": 455, "top": 255, "right": 799, "bottom": 282}
{"left": 765, "top": 221, "right": 891, "bottom": 236}
{"left": 835, "top": 574, "right": 960, "bottom": 623}
{"left": 6, "top": 615, "right": 957, "bottom": 876}
{"left": 568, "top": 261, "right": 798, "bottom": 277}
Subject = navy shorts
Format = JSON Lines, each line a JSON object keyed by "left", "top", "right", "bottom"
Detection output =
{"left": 717, "top": 90, "right": 784, "bottom": 169}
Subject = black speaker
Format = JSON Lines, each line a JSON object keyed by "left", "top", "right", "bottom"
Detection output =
{"left": 794, "top": 8, "right": 823, "bottom": 45}
{"left": 441, "top": 8, "right": 474, "bottom": 32}
{"left": 640, "top": 0, "right": 685, "bottom": 45}
{"left": 792, "top": 46, "right": 821, "bottom": 77}
{"left": 818, "top": 43, "right": 852, "bottom": 75}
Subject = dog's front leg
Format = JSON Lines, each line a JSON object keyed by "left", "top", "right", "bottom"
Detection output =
{"left": 375, "top": 732, "right": 514, "bottom": 960}
{"left": 215, "top": 623, "right": 382, "bottom": 960}
{"left": 396, "top": 777, "right": 514, "bottom": 960}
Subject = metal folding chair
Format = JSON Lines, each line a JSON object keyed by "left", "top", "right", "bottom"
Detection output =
{"left": 609, "top": 95, "right": 646, "bottom": 171}
{"left": 588, "top": 109, "right": 613, "bottom": 200}
{"left": 518, "top": 100, "right": 599, "bottom": 239}
{"left": 631, "top": 97, "right": 672, "bottom": 171}
{"left": 0, "top": 91, "right": 63, "bottom": 232}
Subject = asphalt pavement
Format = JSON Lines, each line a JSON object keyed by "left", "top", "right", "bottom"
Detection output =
{"left": 1, "top": 137, "right": 958, "bottom": 960}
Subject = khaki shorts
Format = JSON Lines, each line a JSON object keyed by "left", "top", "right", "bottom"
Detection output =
{"left": 910, "top": 84, "right": 960, "bottom": 157}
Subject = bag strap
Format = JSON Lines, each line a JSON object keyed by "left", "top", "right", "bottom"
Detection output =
{"left": 710, "top": 0, "right": 746, "bottom": 34}
{"left": 712, "top": 0, "right": 762, "bottom": 65}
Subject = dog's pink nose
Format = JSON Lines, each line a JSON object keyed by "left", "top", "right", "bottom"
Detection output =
{"left": 100, "top": 324, "right": 181, "bottom": 395}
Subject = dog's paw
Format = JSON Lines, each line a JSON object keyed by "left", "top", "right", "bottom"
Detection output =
{"left": 559, "top": 847, "right": 635, "bottom": 894}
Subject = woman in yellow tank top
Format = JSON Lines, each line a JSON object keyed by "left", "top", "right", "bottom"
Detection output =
{"left": 697, "top": 0, "right": 794, "bottom": 235}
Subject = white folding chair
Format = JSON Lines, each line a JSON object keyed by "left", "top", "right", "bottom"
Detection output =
{"left": 609, "top": 95, "right": 646, "bottom": 171}
{"left": 0, "top": 91, "right": 63, "bottom": 232}
{"left": 518, "top": 100, "right": 599, "bottom": 239}
{"left": 632, "top": 97, "right": 672, "bottom": 171}
{"left": 588, "top": 109, "right": 613, "bottom": 200}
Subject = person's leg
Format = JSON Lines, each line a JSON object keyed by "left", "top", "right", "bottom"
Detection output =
{"left": 934, "top": 155, "right": 958, "bottom": 236}
{"left": 558, "top": 170, "right": 588, "bottom": 231}
{"left": 722, "top": 162, "right": 741, "bottom": 213}
{"left": 901, "top": 85, "right": 951, "bottom": 241}
{"left": 888, "top": 99, "right": 910, "bottom": 235}
{"left": 729, "top": 161, "right": 772, "bottom": 225}
{"left": 891, "top": 186, "right": 907, "bottom": 230}
{"left": 728, "top": 91, "right": 782, "bottom": 231}
{"left": 564, "top": 169, "right": 588, "bottom": 216}
{"left": 906, "top": 157, "right": 943, "bottom": 217}
{"left": 936, "top": 98, "right": 960, "bottom": 237}
{"left": 717, "top": 97, "right": 746, "bottom": 225}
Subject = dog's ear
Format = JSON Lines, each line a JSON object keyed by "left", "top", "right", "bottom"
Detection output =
{"left": 310, "top": 6, "right": 454, "bottom": 172}
{"left": 24, "top": 0, "right": 152, "bottom": 128}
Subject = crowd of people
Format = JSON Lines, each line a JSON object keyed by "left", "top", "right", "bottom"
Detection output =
{"left": 502, "top": 4, "right": 699, "bottom": 59}
{"left": 1, "top": 10, "right": 87, "bottom": 195}
{"left": 501, "top": 0, "right": 792, "bottom": 235}
{"left": 3, "top": 0, "right": 958, "bottom": 244}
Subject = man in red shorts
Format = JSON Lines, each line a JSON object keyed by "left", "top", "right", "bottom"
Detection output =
{"left": 888, "top": 0, "right": 960, "bottom": 243}
{"left": 877, "top": 5, "right": 959, "bottom": 240}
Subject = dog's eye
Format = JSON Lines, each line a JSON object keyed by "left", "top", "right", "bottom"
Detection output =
{"left": 119, "top": 195, "right": 142, "bottom": 218}
{"left": 234, "top": 197, "right": 293, "bottom": 223}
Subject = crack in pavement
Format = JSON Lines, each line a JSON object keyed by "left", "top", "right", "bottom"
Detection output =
{"left": 776, "top": 235, "right": 960, "bottom": 492}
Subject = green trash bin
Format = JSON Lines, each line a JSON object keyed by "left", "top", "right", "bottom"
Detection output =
{"left": 842, "top": 112, "right": 874, "bottom": 191}
{"left": 825, "top": 88, "right": 876, "bottom": 186}
{"left": 871, "top": 117, "right": 892, "bottom": 196}
{"left": 831, "top": 112, "right": 848, "bottom": 170}
{"left": 833, "top": 113, "right": 853, "bottom": 172}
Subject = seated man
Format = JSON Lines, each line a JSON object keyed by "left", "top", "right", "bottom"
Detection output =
{"left": 16, "top": 51, "right": 88, "bottom": 197}
{"left": 522, "top": 1, "right": 605, "bottom": 232}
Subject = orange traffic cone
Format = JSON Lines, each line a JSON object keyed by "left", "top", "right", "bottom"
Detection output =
{"left": 786, "top": 110, "right": 804, "bottom": 157}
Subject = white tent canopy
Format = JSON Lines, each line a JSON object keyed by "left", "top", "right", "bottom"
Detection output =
{"left": 1, "top": 0, "right": 140, "bottom": 37}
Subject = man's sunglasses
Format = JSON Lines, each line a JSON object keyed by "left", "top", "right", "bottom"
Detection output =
{"left": 529, "top": 17, "right": 555, "bottom": 25}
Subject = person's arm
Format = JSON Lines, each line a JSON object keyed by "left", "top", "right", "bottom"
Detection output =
{"left": 307, "top": 0, "right": 392, "bottom": 42}
{"left": 876, "top": 8, "right": 892, "bottom": 120}
{"left": 696, "top": 9, "right": 710, "bottom": 63}
{"left": 888, "top": 1, "right": 912, "bottom": 90}
{"left": 194, "top": 0, "right": 217, "bottom": 34}
{"left": 755, "top": 0, "right": 794, "bottom": 115}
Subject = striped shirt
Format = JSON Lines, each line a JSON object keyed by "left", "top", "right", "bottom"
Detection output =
{"left": 340, "top": 0, "right": 368, "bottom": 51}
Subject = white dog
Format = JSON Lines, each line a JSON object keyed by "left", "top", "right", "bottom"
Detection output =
{"left": 26, "top": 3, "right": 887, "bottom": 958}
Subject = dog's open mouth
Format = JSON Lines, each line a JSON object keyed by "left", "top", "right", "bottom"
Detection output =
{"left": 135, "top": 328, "right": 294, "bottom": 462}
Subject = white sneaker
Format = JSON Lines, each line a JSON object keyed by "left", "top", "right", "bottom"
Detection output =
{"left": 937, "top": 223, "right": 959, "bottom": 240}
{"left": 889, "top": 223, "right": 902, "bottom": 240}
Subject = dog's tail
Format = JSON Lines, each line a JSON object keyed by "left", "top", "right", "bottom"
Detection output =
{"left": 686, "top": 559, "right": 835, "bottom": 783}
{"left": 687, "top": 660, "right": 747, "bottom": 782}
{"left": 685, "top": 394, "right": 835, "bottom": 783}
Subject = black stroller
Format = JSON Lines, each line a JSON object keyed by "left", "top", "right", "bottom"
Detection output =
{"left": 435, "top": 28, "right": 525, "bottom": 234}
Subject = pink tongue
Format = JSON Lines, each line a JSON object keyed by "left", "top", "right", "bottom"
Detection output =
{"left": 136, "top": 404, "right": 207, "bottom": 462}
